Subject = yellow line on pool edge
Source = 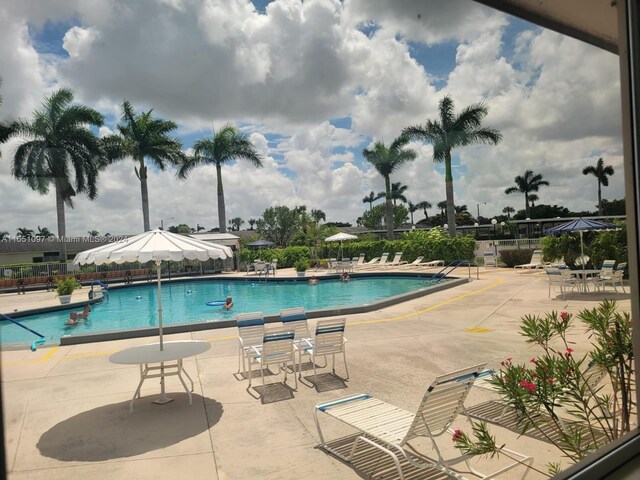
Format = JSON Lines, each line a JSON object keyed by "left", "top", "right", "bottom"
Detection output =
{"left": 350, "top": 278, "right": 504, "bottom": 325}
{"left": 4, "top": 279, "right": 503, "bottom": 365}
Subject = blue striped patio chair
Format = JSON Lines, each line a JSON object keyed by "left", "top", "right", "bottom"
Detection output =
{"left": 236, "top": 312, "right": 264, "bottom": 377}
{"left": 248, "top": 326, "right": 297, "bottom": 392}
{"left": 299, "top": 318, "right": 348, "bottom": 382}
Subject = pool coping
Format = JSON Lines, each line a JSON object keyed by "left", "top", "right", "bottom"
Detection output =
{"left": 1, "top": 273, "right": 470, "bottom": 347}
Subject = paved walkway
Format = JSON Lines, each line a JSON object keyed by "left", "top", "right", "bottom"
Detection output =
{"left": 1, "top": 268, "right": 632, "bottom": 479}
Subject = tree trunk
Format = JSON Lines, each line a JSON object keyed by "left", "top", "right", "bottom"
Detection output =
{"left": 524, "top": 193, "right": 530, "bottom": 219}
{"left": 444, "top": 151, "right": 456, "bottom": 236}
{"left": 55, "top": 183, "right": 67, "bottom": 261}
{"left": 216, "top": 163, "right": 227, "bottom": 233}
{"left": 410, "top": 211, "right": 414, "bottom": 225}
{"left": 139, "top": 159, "right": 150, "bottom": 231}
{"left": 597, "top": 181, "right": 603, "bottom": 216}
{"left": 384, "top": 176, "right": 394, "bottom": 240}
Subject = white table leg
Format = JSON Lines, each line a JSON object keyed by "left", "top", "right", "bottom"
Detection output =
{"left": 176, "top": 360, "right": 193, "bottom": 405}
{"left": 131, "top": 364, "right": 148, "bottom": 413}
{"left": 153, "top": 362, "right": 174, "bottom": 405}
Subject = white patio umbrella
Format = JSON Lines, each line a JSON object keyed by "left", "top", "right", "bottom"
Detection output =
{"left": 324, "top": 232, "right": 358, "bottom": 260}
{"left": 73, "top": 229, "right": 232, "bottom": 349}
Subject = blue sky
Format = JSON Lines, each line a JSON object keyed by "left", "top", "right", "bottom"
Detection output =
{"left": 0, "top": 0, "right": 624, "bottom": 234}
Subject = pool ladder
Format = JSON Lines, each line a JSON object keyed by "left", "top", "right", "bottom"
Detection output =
{"left": 0, "top": 312, "right": 46, "bottom": 351}
{"left": 432, "top": 260, "right": 479, "bottom": 282}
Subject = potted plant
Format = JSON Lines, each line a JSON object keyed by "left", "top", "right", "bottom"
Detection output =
{"left": 56, "top": 277, "right": 79, "bottom": 304}
{"left": 294, "top": 259, "right": 310, "bottom": 277}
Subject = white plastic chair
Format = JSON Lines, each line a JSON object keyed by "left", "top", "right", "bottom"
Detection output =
{"left": 299, "top": 318, "right": 348, "bottom": 382}
{"left": 248, "top": 326, "right": 297, "bottom": 392}
{"left": 314, "top": 364, "right": 532, "bottom": 480}
{"left": 236, "top": 312, "right": 264, "bottom": 377}
{"left": 515, "top": 249, "right": 545, "bottom": 269}
{"left": 594, "top": 262, "right": 626, "bottom": 292}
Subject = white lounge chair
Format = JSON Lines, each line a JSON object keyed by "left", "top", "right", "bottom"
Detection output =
{"left": 482, "top": 251, "right": 497, "bottom": 268}
{"left": 383, "top": 251, "right": 403, "bottom": 268}
{"left": 359, "top": 253, "right": 388, "bottom": 270}
{"left": 247, "top": 326, "right": 297, "bottom": 392}
{"left": 355, "top": 256, "right": 379, "bottom": 270}
{"left": 399, "top": 256, "right": 423, "bottom": 268}
{"left": 418, "top": 259, "right": 445, "bottom": 268}
{"left": 314, "top": 363, "right": 532, "bottom": 480}
{"left": 514, "top": 249, "right": 545, "bottom": 269}
{"left": 236, "top": 312, "right": 265, "bottom": 377}
{"left": 299, "top": 318, "right": 348, "bottom": 382}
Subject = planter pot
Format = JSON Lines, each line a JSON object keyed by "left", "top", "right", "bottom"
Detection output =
{"left": 296, "top": 271, "right": 306, "bottom": 277}
{"left": 58, "top": 294, "right": 72, "bottom": 304}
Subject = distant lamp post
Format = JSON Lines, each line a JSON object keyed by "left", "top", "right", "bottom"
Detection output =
{"left": 491, "top": 218, "right": 497, "bottom": 239}
{"left": 443, "top": 223, "right": 448, "bottom": 233}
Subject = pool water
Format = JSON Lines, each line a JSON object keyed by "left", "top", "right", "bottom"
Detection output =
{"left": 0, "top": 276, "right": 440, "bottom": 346}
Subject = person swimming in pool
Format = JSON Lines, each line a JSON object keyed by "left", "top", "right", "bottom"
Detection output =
{"left": 340, "top": 271, "right": 351, "bottom": 282}
{"left": 308, "top": 276, "right": 318, "bottom": 286}
{"left": 223, "top": 296, "right": 233, "bottom": 310}
{"left": 66, "top": 304, "right": 91, "bottom": 326}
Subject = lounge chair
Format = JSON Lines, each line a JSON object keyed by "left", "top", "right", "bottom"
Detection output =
{"left": 247, "top": 326, "right": 297, "bottom": 392}
{"left": 514, "top": 249, "right": 545, "bottom": 269}
{"left": 482, "top": 251, "right": 497, "bottom": 268}
{"left": 354, "top": 254, "right": 365, "bottom": 267}
{"left": 236, "top": 312, "right": 265, "bottom": 377}
{"left": 383, "top": 252, "right": 403, "bottom": 268}
{"left": 359, "top": 253, "right": 388, "bottom": 270}
{"left": 355, "top": 256, "right": 380, "bottom": 270}
{"left": 299, "top": 318, "right": 348, "bottom": 382}
{"left": 399, "top": 256, "right": 423, "bottom": 268}
{"left": 418, "top": 259, "right": 445, "bottom": 268}
{"left": 314, "top": 363, "right": 532, "bottom": 480}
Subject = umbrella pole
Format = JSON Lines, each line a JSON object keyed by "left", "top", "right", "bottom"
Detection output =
{"left": 154, "top": 260, "right": 173, "bottom": 405}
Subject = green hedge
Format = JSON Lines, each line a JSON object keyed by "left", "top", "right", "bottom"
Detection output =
{"left": 500, "top": 249, "right": 535, "bottom": 268}
{"left": 238, "top": 228, "right": 475, "bottom": 268}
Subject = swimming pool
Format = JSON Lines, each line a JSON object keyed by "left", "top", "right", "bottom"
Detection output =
{"left": 0, "top": 275, "right": 449, "bottom": 346}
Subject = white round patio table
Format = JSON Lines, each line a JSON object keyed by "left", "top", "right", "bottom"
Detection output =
{"left": 110, "top": 340, "right": 211, "bottom": 412}
{"left": 569, "top": 269, "right": 603, "bottom": 293}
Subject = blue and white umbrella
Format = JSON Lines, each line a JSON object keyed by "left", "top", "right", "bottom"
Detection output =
{"left": 544, "top": 218, "right": 619, "bottom": 271}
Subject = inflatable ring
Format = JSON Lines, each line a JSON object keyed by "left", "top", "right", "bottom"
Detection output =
{"left": 206, "top": 300, "right": 226, "bottom": 307}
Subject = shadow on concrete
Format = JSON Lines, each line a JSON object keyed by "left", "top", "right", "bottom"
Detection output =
{"left": 37, "top": 393, "right": 222, "bottom": 461}
{"left": 247, "top": 382, "right": 295, "bottom": 404}
{"left": 304, "top": 372, "right": 348, "bottom": 392}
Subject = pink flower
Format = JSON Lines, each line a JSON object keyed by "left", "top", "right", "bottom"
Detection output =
{"left": 547, "top": 378, "right": 556, "bottom": 384}
{"left": 519, "top": 380, "right": 536, "bottom": 393}
{"left": 566, "top": 348, "right": 574, "bottom": 357}
{"left": 452, "top": 429, "right": 463, "bottom": 442}
{"left": 560, "top": 311, "right": 569, "bottom": 321}
{"left": 530, "top": 357, "right": 538, "bottom": 364}
{"left": 532, "top": 372, "right": 539, "bottom": 378}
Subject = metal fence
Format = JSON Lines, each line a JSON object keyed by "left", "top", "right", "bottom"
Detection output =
{"left": 475, "top": 238, "right": 543, "bottom": 256}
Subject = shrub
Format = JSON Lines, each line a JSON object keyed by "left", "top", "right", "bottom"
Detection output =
{"left": 237, "top": 246, "right": 310, "bottom": 269}
{"left": 499, "top": 248, "right": 534, "bottom": 268}
{"left": 56, "top": 277, "right": 79, "bottom": 296}
{"left": 293, "top": 259, "right": 310, "bottom": 272}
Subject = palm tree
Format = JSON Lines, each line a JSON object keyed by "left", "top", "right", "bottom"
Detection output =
{"left": 0, "top": 231, "right": 9, "bottom": 241}
{"left": 454, "top": 205, "right": 469, "bottom": 214}
{"left": 102, "top": 100, "right": 185, "bottom": 232}
{"left": 404, "top": 96, "right": 502, "bottom": 236}
{"left": 502, "top": 206, "right": 515, "bottom": 220}
{"left": 582, "top": 157, "right": 615, "bottom": 216}
{"left": 416, "top": 200, "right": 432, "bottom": 221}
{"left": 36, "top": 226, "right": 54, "bottom": 238}
{"left": 16, "top": 227, "right": 33, "bottom": 238}
{"left": 387, "top": 182, "right": 409, "bottom": 205}
{"left": 178, "top": 124, "right": 262, "bottom": 233}
{"left": 248, "top": 218, "right": 257, "bottom": 230}
{"left": 504, "top": 170, "right": 550, "bottom": 218}
{"left": 528, "top": 194, "right": 539, "bottom": 208}
{"left": 437, "top": 200, "right": 447, "bottom": 218}
{"left": 310, "top": 209, "right": 326, "bottom": 225}
{"left": 10, "top": 88, "right": 104, "bottom": 259}
{"left": 87, "top": 230, "right": 99, "bottom": 237}
{"left": 230, "top": 217, "right": 244, "bottom": 231}
{"left": 407, "top": 201, "right": 420, "bottom": 225}
{"left": 362, "top": 134, "right": 417, "bottom": 240}
{"left": 362, "top": 191, "right": 380, "bottom": 211}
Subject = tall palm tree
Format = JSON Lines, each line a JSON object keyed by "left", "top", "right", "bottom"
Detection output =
{"left": 87, "top": 230, "right": 99, "bottom": 237}
{"left": 102, "top": 100, "right": 185, "bottom": 232}
{"left": 528, "top": 194, "right": 539, "bottom": 208}
{"left": 416, "top": 200, "right": 432, "bottom": 221}
{"left": 230, "top": 217, "right": 244, "bottom": 231}
{"left": 310, "top": 209, "right": 326, "bottom": 225}
{"left": 16, "top": 227, "right": 34, "bottom": 238}
{"left": 407, "top": 201, "right": 420, "bottom": 225}
{"left": 404, "top": 96, "right": 502, "bottom": 236}
{"left": 362, "top": 191, "right": 380, "bottom": 211}
{"left": 502, "top": 206, "right": 515, "bottom": 220}
{"left": 248, "top": 218, "right": 257, "bottom": 230}
{"left": 178, "top": 124, "right": 262, "bottom": 233}
{"left": 582, "top": 157, "right": 615, "bottom": 216}
{"left": 362, "top": 134, "right": 417, "bottom": 240}
{"left": 505, "top": 170, "right": 549, "bottom": 218}
{"left": 454, "top": 205, "right": 469, "bottom": 214}
{"left": 10, "top": 88, "right": 104, "bottom": 260}
{"left": 0, "top": 231, "right": 9, "bottom": 241}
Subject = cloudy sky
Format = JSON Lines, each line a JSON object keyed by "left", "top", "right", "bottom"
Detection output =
{"left": 0, "top": 0, "right": 624, "bottom": 236}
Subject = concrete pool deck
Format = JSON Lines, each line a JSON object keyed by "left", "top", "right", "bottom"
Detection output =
{"left": 1, "top": 267, "right": 633, "bottom": 479}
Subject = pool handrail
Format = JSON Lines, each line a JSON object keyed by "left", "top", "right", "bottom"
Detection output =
{"left": 0, "top": 312, "right": 46, "bottom": 351}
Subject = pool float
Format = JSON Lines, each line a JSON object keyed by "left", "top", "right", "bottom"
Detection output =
{"left": 206, "top": 300, "right": 226, "bottom": 307}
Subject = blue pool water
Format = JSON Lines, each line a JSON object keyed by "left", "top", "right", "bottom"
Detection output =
{"left": 0, "top": 276, "right": 441, "bottom": 346}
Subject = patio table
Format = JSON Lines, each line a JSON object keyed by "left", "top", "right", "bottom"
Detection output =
{"left": 569, "top": 269, "right": 602, "bottom": 292}
{"left": 110, "top": 340, "right": 211, "bottom": 412}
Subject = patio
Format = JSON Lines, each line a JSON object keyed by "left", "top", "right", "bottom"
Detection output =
{"left": 1, "top": 268, "right": 632, "bottom": 479}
